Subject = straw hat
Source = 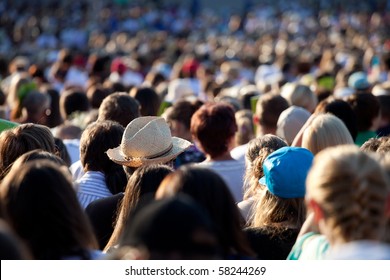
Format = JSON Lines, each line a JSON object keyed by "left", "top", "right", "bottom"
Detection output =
{"left": 106, "top": 116, "right": 192, "bottom": 167}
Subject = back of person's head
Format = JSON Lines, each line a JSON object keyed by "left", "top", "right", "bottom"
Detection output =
{"left": 164, "top": 100, "right": 203, "bottom": 131}
{"left": 360, "top": 138, "right": 383, "bottom": 153}
{"left": 281, "top": 83, "right": 318, "bottom": 113}
{"left": 235, "top": 109, "right": 255, "bottom": 146}
{"left": 86, "top": 85, "right": 109, "bottom": 109}
{"left": 0, "top": 160, "right": 98, "bottom": 259}
{"left": 105, "top": 164, "right": 174, "bottom": 251}
{"left": 12, "top": 149, "right": 67, "bottom": 169}
{"left": 0, "top": 123, "right": 56, "bottom": 180}
{"left": 42, "top": 87, "right": 63, "bottom": 128}
{"left": 254, "top": 93, "right": 289, "bottom": 135}
{"left": 191, "top": 102, "right": 237, "bottom": 158}
{"left": 347, "top": 93, "right": 380, "bottom": 132}
{"left": 119, "top": 195, "right": 220, "bottom": 259}
{"left": 315, "top": 97, "right": 358, "bottom": 141}
{"left": 302, "top": 113, "right": 354, "bottom": 155}
{"left": 129, "top": 87, "right": 161, "bottom": 116}
{"left": 244, "top": 135, "right": 287, "bottom": 200}
{"left": 20, "top": 90, "right": 51, "bottom": 124}
{"left": 306, "top": 145, "right": 389, "bottom": 244}
{"left": 276, "top": 106, "right": 311, "bottom": 145}
{"left": 80, "top": 120, "right": 126, "bottom": 194}
{"left": 156, "top": 166, "right": 253, "bottom": 258}
{"left": 98, "top": 92, "right": 140, "bottom": 127}
{"left": 60, "top": 89, "right": 90, "bottom": 120}
{"left": 252, "top": 147, "right": 313, "bottom": 230}
{"left": 54, "top": 123, "right": 82, "bottom": 140}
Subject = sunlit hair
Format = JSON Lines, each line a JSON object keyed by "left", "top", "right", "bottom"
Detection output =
{"left": 306, "top": 145, "right": 389, "bottom": 244}
{"left": 191, "top": 102, "right": 237, "bottom": 158}
{"left": 302, "top": 113, "right": 354, "bottom": 155}
{"left": 235, "top": 109, "right": 255, "bottom": 146}
{"left": 251, "top": 191, "right": 306, "bottom": 235}
{"left": 243, "top": 135, "right": 287, "bottom": 200}
{"left": 104, "top": 164, "right": 173, "bottom": 252}
{"left": 0, "top": 123, "right": 56, "bottom": 180}
{"left": 281, "top": 83, "right": 318, "bottom": 113}
{"left": 98, "top": 92, "right": 140, "bottom": 127}
{"left": 0, "top": 160, "right": 98, "bottom": 259}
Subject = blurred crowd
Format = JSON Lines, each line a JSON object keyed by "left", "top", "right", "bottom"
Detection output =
{"left": 1, "top": 0, "right": 390, "bottom": 261}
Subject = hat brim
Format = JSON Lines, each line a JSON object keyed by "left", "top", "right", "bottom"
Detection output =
{"left": 106, "top": 137, "right": 192, "bottom": 167}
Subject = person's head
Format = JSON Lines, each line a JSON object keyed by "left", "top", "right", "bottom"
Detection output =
{"left": 8, "top": 75, "right": 37, "bottom": 121}
{"left": 42, "top": 87, "right": 63, "bottom": 128}
{"left": 191, "top": 102, "right": 237, "bottom": 159}
{"left": 347, "top": 93, "right": 381, "bottom": 132}
{"left": 0, "top": 123, "right": 56, "bottom": 180}
{"left": 105, "top": 164, "right": 174, "bottom": 251}
{"left": 235, "top": 109, "right": 255, "bottom": 146}
{"left": 118, "top": 195, "right": 220, "bottom": 259}
{"left": 306, "top": 145, "right": 389, "bottom": 245}
{"left": 0, "top": 160, "right": 98, "bottom": 259}
{"left": 244, "top": 135, "right": 288, "bottom": 200}
{"left": 156, "top": 166, "right": 253, "bottom": 257}
{"left": 314, "top": 97, "right": 358, "bottom": 141}
{"left": 162, "top": 100, "right": 203, "bottom": 141}
{"left": 276, "top": 106, "right": 311, "bottom": 145}
{"left": 129, "top": 87, "right": 161, "bottom": 116}
{"left": 106, "top": 116, "right": 192, "bottom": 168}
{"left": 253, "top": 147, "right": 313, "bottom": 231}
{"left": 86, "top": 85, "right": 109, "bottom": 109}
{"left": 80, "top": 120, "right": 126, "bottom": 194}
{"left": 254, "top": 93, "right": 289, "bottom": 136}
{"left": 11, "top": 149, "right": 67, "bottom": 169}
{"left": 302, "top": 114, "right": 354, "bottom": 155}
{"left": 59, "top": 89, "right": 90, "bottom": 121}
{"left": 19, "top": 91, "right": 51, "bottom": 125}
{"left": 280, "top": 83, "right": 318, "bottom": 113}
{"left": 97, "top": 92, "right": 140, "bottom": 127}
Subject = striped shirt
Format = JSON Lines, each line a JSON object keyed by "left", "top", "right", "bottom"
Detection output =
{"left": 76, "top": 171, "right": 112, "bottom": 209}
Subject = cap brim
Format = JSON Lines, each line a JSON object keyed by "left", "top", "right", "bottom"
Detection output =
{"left": 258, "top": 176, "right": 266, "bottom": 186}
{"left": 106, "top": 137, "right": 192, "bottom": 167}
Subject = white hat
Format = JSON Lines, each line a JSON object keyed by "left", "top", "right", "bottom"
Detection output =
{"left": 106, "top": 116, "right": 192, "bottom": 167}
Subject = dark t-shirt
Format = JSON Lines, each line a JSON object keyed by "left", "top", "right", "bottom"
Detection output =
{"left": 244, "top": 226, "right": 299, "bottom": 260}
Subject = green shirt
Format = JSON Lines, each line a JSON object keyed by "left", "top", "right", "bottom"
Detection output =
{"left": 355, "top": 131, "right": 377, "bottom": 147}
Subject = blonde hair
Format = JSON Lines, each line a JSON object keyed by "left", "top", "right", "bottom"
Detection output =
{"left": 234, "top": 109, "right": 255, "bottom": 146}
{"left": 243, "top": 135, "right": 287, "bottom": 200}
{"left": 251, "top": 190, "right": 306, "bottom": 233}
{"left": 306, "top": 145, "right": 389, "bottom": 244}
{"left": 281, "top": 83, "right": 318, "bottom": 113}
{"left": 302, "top": 114, "right": 354, "bottom": 155}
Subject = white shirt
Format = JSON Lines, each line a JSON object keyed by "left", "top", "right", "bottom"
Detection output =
{"left": 196, "top": 160, "right": 245, "bottom": 202}
{"left": 76, "top": 171, "right": 112, "bottom": 209}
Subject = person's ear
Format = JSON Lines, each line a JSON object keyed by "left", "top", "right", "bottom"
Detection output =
{"left": 308, "top": 199, "right": 324, "bottom": 223}
{"left": 253, "top": 114, "right": 259, "bottom": 125}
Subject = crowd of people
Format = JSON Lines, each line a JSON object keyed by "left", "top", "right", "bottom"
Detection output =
{"left": 1, "top": 0, "right": 390, "bottom": 260}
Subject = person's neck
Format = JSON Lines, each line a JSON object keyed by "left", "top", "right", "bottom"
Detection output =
{"left": 206, "top": 152, "right": 234, "bottom": 162}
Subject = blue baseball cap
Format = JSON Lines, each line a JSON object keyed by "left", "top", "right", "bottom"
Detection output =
{"left": 259, "top": 146, "right": 314, "bottom": 198}
{"left": 348, "top": 71, "right": 370, "bottom": 90}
